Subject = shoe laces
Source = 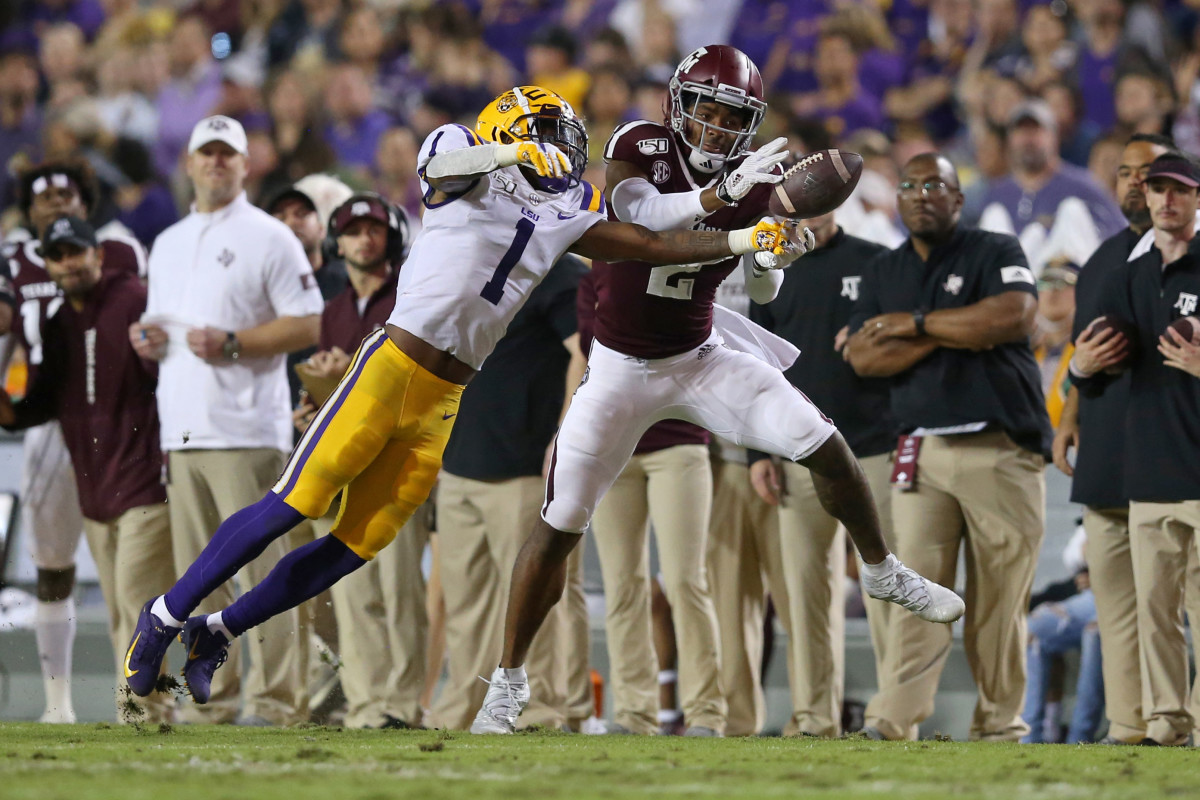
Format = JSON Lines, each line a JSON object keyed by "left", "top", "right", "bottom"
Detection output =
{"left": 478, "top": 675, "right": 524, "bottom": 726}
{"left": 891, "top": 565, "right": 930, "bottom": 608}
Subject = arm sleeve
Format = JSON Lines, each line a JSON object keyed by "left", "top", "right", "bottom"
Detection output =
{"left": 848, "top": 254, "right": 885, "bottom": 334}
{"left": 265, "top": 227, "right": 325, "bottom": 319}
{"left": 609, "top": 177, "right": 707, "bottom": 230}
{"left": 980, "top": 234, "right": 1038, "bottom": 299}
{"left": 418, "top": 124, "right": 490, "bottom": 202}
{"left": 742, "top": 254, "right": 784, "bottom": 304}
{"left": 749, "top": 289, "right": 776, "bottom": 332}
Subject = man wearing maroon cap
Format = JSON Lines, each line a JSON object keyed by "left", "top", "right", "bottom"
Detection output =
{"left": 293, "top": 193, "right": 428, "bottom": 729}
{"left": 0, "top": 215, "right": 173, "bottom": 724}
{"left": 1072, "top": 152, "right": 1200, "bottom": 745}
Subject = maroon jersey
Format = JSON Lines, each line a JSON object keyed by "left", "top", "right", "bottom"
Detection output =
{"left": 577, "top": 268, "right": 709, "bottom": 455}
{"left": 5, "top": 234, "right": 146, "bottom": 380}
{"left": 8, "top": 270, "right": 165, "bottom": 521}
{"left": 593, "top": 121, "right": 775, "bottom": 359}
{"left": 318, "top": 268, "right": 399, "bottom": 354}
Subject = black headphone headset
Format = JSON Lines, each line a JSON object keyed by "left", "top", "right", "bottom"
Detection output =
{"left": 322, "top": 192, "right": 411, "bottom": 267}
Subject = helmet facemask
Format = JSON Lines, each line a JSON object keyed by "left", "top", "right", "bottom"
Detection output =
{"left": 669, "top": 82, "right": 766, "bottom": 174}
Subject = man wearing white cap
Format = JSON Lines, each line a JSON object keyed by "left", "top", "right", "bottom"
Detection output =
{"left": 128, "top": 115, "right": 325, "bottom": 725}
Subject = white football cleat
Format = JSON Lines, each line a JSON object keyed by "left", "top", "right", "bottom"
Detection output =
{"left": 470, "top": 667, "right": 530, "bottom": 735}
{"left": 861, "top": 554, "right": 965, "bottom": 623}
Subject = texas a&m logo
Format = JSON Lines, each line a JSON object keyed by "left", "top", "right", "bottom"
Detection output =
{"left": 1175, "top": 292, "right": 1198, "bottom": 316}
{"left": 841, "top": 276, "right": 861, "bottom": 301}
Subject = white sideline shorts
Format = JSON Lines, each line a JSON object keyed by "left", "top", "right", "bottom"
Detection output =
{"left": 543, "top": 331, "right": 837, "bottom": 534}
{"left": 22, "top": 421, "right": 85, "bottom": 571}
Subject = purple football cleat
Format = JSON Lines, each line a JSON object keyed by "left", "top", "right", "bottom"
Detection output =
{"left": 124, "top": 601, "right": 181, "bottom": 697}
{"left": 180, "top": 617, "right": 231, "bottom": 704}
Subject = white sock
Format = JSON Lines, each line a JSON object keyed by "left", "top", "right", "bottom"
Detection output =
{"left": 35, "top": 597, "right": 75, "bottom": 718}
{"left": 206, "top": 611, "right": 234, "bottom": 641}
{"left": 658, "top": 709, "right": 683, "bottom": 723}
{"left": 860, "top": 554, "right": 899, "bottom": 580}
{"left": 151, "top": 595, "right": 185, "bottom": 629}
{"left": 499, "top": 664, "right": 527, "bottom": 684}
{"left": 657, "top": 669, "right": 678, "bottom": 685}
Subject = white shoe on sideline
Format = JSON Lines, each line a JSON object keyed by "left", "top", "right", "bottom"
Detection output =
{"left": 39, "top": 706, "right": 76, "bottom": 724}
{"left": 862, "top": 554, "right": 965, "bottom": 623}
{"left": 470, "top": 668, "right": 530, "bottom": 734}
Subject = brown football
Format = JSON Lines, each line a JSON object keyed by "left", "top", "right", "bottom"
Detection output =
{"left": 1167, "top": 315, "right": 1200, "bottom": 345}
{"left": 768, "top": 149, "right": 864, "bottom": 219}
{"left": 1090, "top": 314, "right": 1138, "bottom": 373}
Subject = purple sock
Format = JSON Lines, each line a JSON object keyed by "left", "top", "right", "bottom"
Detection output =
{"left": 222, "top": 535, "right": 366, "bottom": 637}
{"left": 163, "top": 493, "right": 304, "bottom": 620}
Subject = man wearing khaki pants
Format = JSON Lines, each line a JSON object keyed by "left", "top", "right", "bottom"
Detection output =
{"left": 1071, "top": 153, "right": 1200, "bottom": 746}
{"left": 431, "top": 255, "right": 589, "bottom": 730}
{"left": 130, "top": 116, "right": 323, "bottom": 725}
{"left": 748, "top": 212, "right": 895, "bottom": 737}
{"left": 1053, "top": 133, "right": 1178, "bottom": 743}
{"left": 0, "top": 216, "right": 175, "bottom": 723}
{"left": 847, "top": 153, "right": 1052, "bottom": 741}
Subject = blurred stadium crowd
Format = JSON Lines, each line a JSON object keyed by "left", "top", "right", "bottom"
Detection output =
{"left": 1, "top": 0, "right": 1198, "bottom": 745}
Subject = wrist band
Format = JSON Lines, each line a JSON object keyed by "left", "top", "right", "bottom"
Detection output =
{"left": 913, "top": 309, "right": 927, "bottom": 337}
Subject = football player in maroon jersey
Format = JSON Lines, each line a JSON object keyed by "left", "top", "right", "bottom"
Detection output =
{"left": 473, "top": 46, "right": 966, "bottom": 735}
{"left": 3, "top": 161, "right": 146, "bottom": 723}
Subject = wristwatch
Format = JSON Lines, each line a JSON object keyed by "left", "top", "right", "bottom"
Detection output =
{"left": 222, "top": 331, "right": 241, "bottom": 360}
{"left": 912, "top": 309, "right": 927, "bottom": 337}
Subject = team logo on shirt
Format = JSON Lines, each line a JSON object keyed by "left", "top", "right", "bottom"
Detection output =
{"left": 1176, "top": 292, "right": 1199, "bottom": 316}
{"left": 217, "top": 248, "right": 235, "bottom": 267}
{"left": 651, "top": 160, "right": 671, "bottom": 183}
{"left": 841, "top": 276, "right": 861, "bottom": 301}
{"left": 942, "top": 274, "right": 964, "bottom": 295}
{"left": 638, "top": 138, "right": 668, "bottom": 156}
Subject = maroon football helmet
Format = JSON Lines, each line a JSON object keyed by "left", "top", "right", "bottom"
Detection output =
{"left": 667, "top": 45, "right": 767, "bottom": 172}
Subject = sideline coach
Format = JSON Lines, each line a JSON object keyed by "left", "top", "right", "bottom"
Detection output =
{"left": 847, "top": 153, "right": 1052, "bottom": 741}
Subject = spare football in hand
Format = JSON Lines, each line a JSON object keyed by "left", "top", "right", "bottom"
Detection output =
{"left": 768, "top": 150, "right": 863, "bottom": 219}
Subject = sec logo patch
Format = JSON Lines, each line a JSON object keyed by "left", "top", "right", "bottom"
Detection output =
{"left": 652, "top": 160, "right": 671, "bottom": 183}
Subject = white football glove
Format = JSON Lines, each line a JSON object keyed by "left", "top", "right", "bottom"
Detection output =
{"left": 717, "top": 136, "right": 789, "bottom": 205}
{"left": 751, "top": 224, "right": 815, "bottom": 274}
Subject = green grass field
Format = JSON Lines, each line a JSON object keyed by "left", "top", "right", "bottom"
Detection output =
{"left": 1, "top": 722, "right": 1194, "bottom": 800}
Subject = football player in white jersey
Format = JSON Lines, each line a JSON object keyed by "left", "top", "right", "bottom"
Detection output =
{"left": 124, "top": 85, "right": 797, "bottom": 704}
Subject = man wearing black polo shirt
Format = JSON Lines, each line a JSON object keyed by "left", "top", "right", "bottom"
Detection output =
{"left": 431, "top": 255, "right": 588, "bottom": 731}
{"left": 847, "top": 153, "right": 1052, "bottom": 742}
{"left": 1072, "top": 153, "right": 1200, "bottom": 747}
{"left": 1053, "top": 133, "right": 1176, "bottom": 745}
{"left": 747, "top": 212, "right": 895, "bottom": 737}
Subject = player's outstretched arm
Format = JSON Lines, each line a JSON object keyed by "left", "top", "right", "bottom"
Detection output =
{"left": 568, "top": 218, "right": 789, "bottom": 265}
{"left": 425, "top": 140, "right": 571, "bottom": 188}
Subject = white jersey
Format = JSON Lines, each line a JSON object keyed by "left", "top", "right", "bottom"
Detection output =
{"left": 388, "top": 124, "right": 606, "bottom": 370}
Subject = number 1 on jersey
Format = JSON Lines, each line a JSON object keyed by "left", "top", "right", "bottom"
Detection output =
{"left": 480, "top": 218, "right": 535, "bottom": 305}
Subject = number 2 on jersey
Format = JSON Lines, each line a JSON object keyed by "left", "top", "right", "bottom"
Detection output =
{"left": 480, "top": 218, "right": 535, "bottom": 305}
{"left": 646, "top": 264, "right": 703, "bottom": 300}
